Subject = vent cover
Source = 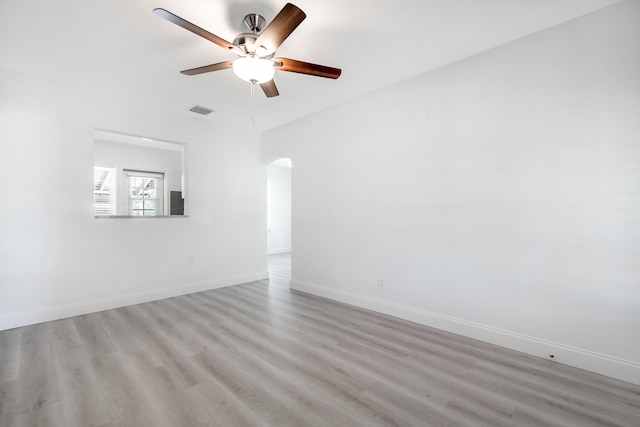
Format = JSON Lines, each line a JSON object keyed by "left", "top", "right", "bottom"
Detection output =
{"left": 189, "top": 105, "right": 213, "bottom": 115}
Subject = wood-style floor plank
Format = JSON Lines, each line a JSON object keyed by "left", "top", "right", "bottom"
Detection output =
{"left": 0, "top": 328, "right": 21, "bottom": 384}
{"left": 1, "top": 252, "right": 639, "bottom": 426}
{"left": 14, "top": 323, "right": 62, "bottom": 416}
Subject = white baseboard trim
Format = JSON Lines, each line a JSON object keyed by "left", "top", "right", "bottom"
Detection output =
{"left": 0, "top": 271, "right": 269, "bottom": 331}
{"left": 267, "top": 247, "right": 292, "bottom": 255}
{"left": 290, "top": 279, "right": 640, "bottom": 386}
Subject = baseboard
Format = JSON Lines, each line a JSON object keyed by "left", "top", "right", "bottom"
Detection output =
{"left": 0, "top": 271, "right": 269, "bottom": 331}
{"left": 267, "top": 247, "right": 292, "bottom": 255}
{"left": 290, "top": 279, "right": 640, "bottom": 386}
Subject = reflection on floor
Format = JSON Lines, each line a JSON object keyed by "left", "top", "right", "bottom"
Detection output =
{"left": 267, "top": 252, "right": 291, "bottom": 289}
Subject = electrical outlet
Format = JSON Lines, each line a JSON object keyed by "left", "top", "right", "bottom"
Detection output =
{"left": 378, "top": 277, "right": 385, "bottom": 290}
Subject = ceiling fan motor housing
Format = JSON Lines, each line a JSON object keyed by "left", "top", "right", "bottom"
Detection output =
{"left": 233, "top": 32, "right": 259, "bottom": 55}
{"left": 234, "top": 13, "right": 273, "bottom": 56}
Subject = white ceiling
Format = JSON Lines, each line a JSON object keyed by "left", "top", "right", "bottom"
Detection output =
{"left": 0, "top": 0, "right": 621, "bottom": 132}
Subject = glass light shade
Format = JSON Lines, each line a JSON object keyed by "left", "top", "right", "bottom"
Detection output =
{"left": 232, "top": 57, "right": 275, "bottom": 84}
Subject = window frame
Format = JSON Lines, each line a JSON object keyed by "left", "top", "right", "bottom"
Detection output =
{"left": 124, "top": 169, "right": 165, "bottom": 217}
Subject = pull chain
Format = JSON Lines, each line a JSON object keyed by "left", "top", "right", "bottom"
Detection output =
{"left": 250, "top": 81, "right": 256, "bottom": 126}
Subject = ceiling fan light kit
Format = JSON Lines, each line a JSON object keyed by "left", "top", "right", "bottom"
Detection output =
{"left": 153, "top": 3, "right": 341, "bottom": 98}
{"left": 232, "top": 56, "right": 275, "bottom": 84}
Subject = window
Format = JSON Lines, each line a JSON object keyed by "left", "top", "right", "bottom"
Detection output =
{"left": 94, "top": 166, "right": 116, "bottom": 216}
{"left": 93, "top": 167, "right": 166, "bottom": 217}
{"left": 125, "top": 170, "right": 164, "bottom": 216}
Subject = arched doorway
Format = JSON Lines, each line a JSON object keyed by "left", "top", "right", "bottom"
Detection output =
{"left": 266, "top": 158, "right": 292, "bottom": 287}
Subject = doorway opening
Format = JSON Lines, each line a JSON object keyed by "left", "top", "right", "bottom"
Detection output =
{"left": 266, "top": 158, "right": 292, "bottom": 286}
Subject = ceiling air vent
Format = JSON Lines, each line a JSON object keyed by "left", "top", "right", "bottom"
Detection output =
{"left": 189, "top": 105, "right": 213, "bottom": 115}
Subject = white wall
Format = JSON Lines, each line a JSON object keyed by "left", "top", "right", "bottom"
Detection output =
{"left": 0, "top": 67, "right": 268, "bottom": 330}
{"left": 267, "top": 164, "right": 292, "bottom": 254}
{"left": 262, "top": 1, "right": 640, "bottom": 384}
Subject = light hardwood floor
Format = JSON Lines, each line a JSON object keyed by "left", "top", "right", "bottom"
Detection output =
{"left": 1, "top": 253, "right": 639, "bottom": 426}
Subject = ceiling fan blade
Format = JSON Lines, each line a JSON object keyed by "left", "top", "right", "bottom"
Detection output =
{"left": 274, "top": 58, "right": 341, "bottom": 79}
{"left": 153, "top": 8, "right": 238, "bottom": 53}
{"left": 180, "top": 61, "right": 234, "bottom": 76}
{"left": 260, "top": 80, "right": 280, "bottom": 98}
{"left": 255, "top": 3, "right": 306, "bottom": 55}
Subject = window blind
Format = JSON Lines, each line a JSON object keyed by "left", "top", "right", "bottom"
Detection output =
{"left": 94, "top": 166, "right": 115, "bottom": 216}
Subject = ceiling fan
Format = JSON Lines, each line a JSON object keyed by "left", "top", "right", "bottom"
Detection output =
{"left": 153, "top": 3, "right": 341, "bottom": 98}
